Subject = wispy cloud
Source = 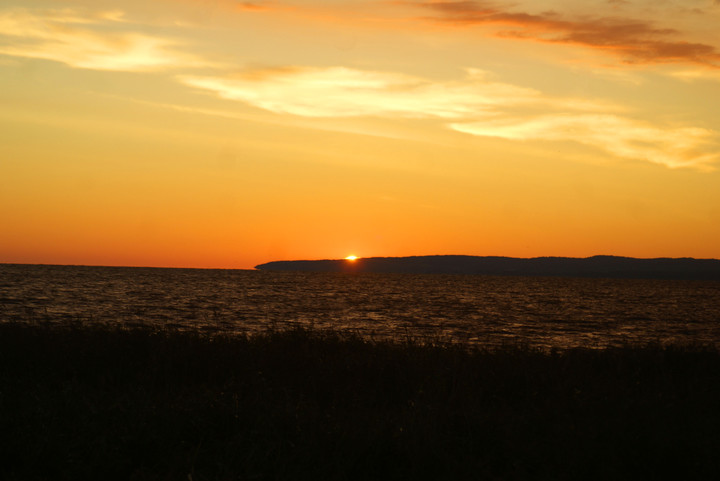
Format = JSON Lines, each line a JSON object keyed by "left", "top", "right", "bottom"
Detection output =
{"left": 178, "top": 64, "right": 716, "bottom": 169}
{"left": 451, "top": 114, "right": 719, "bottom": 169}
{"left": 236, "top": 2, "right": 275, "bottom": 12}
{"left": 0, "top": 8, "right": 209, "bottom": 71}
{"left": 667, "top": 68, "right": 720, "bottom": 82}
{"left": 416, "top": 1, "right": 720, "bottom": 67}
{"left": 178, "top": 66, "right": 608, "bottom": 119}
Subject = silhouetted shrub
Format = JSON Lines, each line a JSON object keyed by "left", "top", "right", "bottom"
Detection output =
{"left": 1, "top": 322, "right": 718, "bottom": 480}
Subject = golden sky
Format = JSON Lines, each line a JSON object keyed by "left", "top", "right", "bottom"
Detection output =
{"left": 1, "top": 0, "right": 719, "bottom": 268}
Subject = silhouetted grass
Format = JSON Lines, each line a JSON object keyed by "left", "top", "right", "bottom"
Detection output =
{"left": 1, "top": 322, "right": 719, "bottom": 480}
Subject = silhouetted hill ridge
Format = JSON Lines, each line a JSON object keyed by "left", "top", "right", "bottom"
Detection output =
{"left": 255, "top": 255, "right": 720, "bottom": 280}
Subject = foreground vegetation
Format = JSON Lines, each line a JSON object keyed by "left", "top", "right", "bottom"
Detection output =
{"left": 1, "top": 322, "right": 719, "bottom": 480}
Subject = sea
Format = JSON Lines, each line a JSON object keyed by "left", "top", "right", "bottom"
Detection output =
{"left": 1, "top": 263, "right": 719, "bottom": 350}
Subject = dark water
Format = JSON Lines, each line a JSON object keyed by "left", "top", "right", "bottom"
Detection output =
{"left": 1, "top": 264, "right": 719, "bottom": 349}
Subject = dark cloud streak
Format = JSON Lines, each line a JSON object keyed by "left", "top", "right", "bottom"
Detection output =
{"left": 417, "top": 0, "right": 720, "bottom": 66}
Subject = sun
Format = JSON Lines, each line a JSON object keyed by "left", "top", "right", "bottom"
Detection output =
{"left": 344, "top": 255, "right": 359, "bottom": 261}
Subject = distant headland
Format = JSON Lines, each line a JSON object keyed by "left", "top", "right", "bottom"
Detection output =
{"left": 255, "top": 255, "right": 720, "bottom": 280}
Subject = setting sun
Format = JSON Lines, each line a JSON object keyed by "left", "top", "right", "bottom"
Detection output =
{"left": 345, "top": 256, "right": 359, "bottom": 261}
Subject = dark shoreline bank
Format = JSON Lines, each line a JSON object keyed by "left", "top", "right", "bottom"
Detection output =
{"left": 256, "top": 255, "right": 720, "bottom": 280}
{"left": 2, "top": 323, "right": 719, "bottom": 480}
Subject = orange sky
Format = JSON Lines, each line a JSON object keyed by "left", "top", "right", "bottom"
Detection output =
{"left": 1, "top": 0, "right": 719, "bottom": 268}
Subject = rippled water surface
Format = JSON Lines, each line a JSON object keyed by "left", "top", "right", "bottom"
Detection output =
{"left": 1, "top": 264, "right": 719, "bottom": 349}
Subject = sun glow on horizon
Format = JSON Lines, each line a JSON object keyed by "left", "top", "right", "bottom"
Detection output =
{"left": 2, "top": 0, "right": 720, "bottom": 269}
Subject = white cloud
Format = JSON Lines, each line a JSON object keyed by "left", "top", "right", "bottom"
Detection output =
{"left": 0, "top": 8, "right": 208, "bottom": 71}
{"left": 179, "top": 67, "right": 542, "bottom": 119}
{"left": 451, "top": 114, "right": 718, "bottom": 169}
{"left": 178, "top": 64, "right": 717, "bottom": 169}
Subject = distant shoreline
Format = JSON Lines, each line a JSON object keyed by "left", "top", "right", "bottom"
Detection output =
{"left": 255, "top": 255, "right": 720, "bottom": 280}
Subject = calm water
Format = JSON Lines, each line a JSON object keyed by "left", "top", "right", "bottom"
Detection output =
{"left": 1, "top": 264, "right": 719, "bottom": 350}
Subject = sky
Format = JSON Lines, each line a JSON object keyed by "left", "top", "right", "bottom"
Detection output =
{"left": 1, "top": 0, "right": 719, "bottom": 269}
